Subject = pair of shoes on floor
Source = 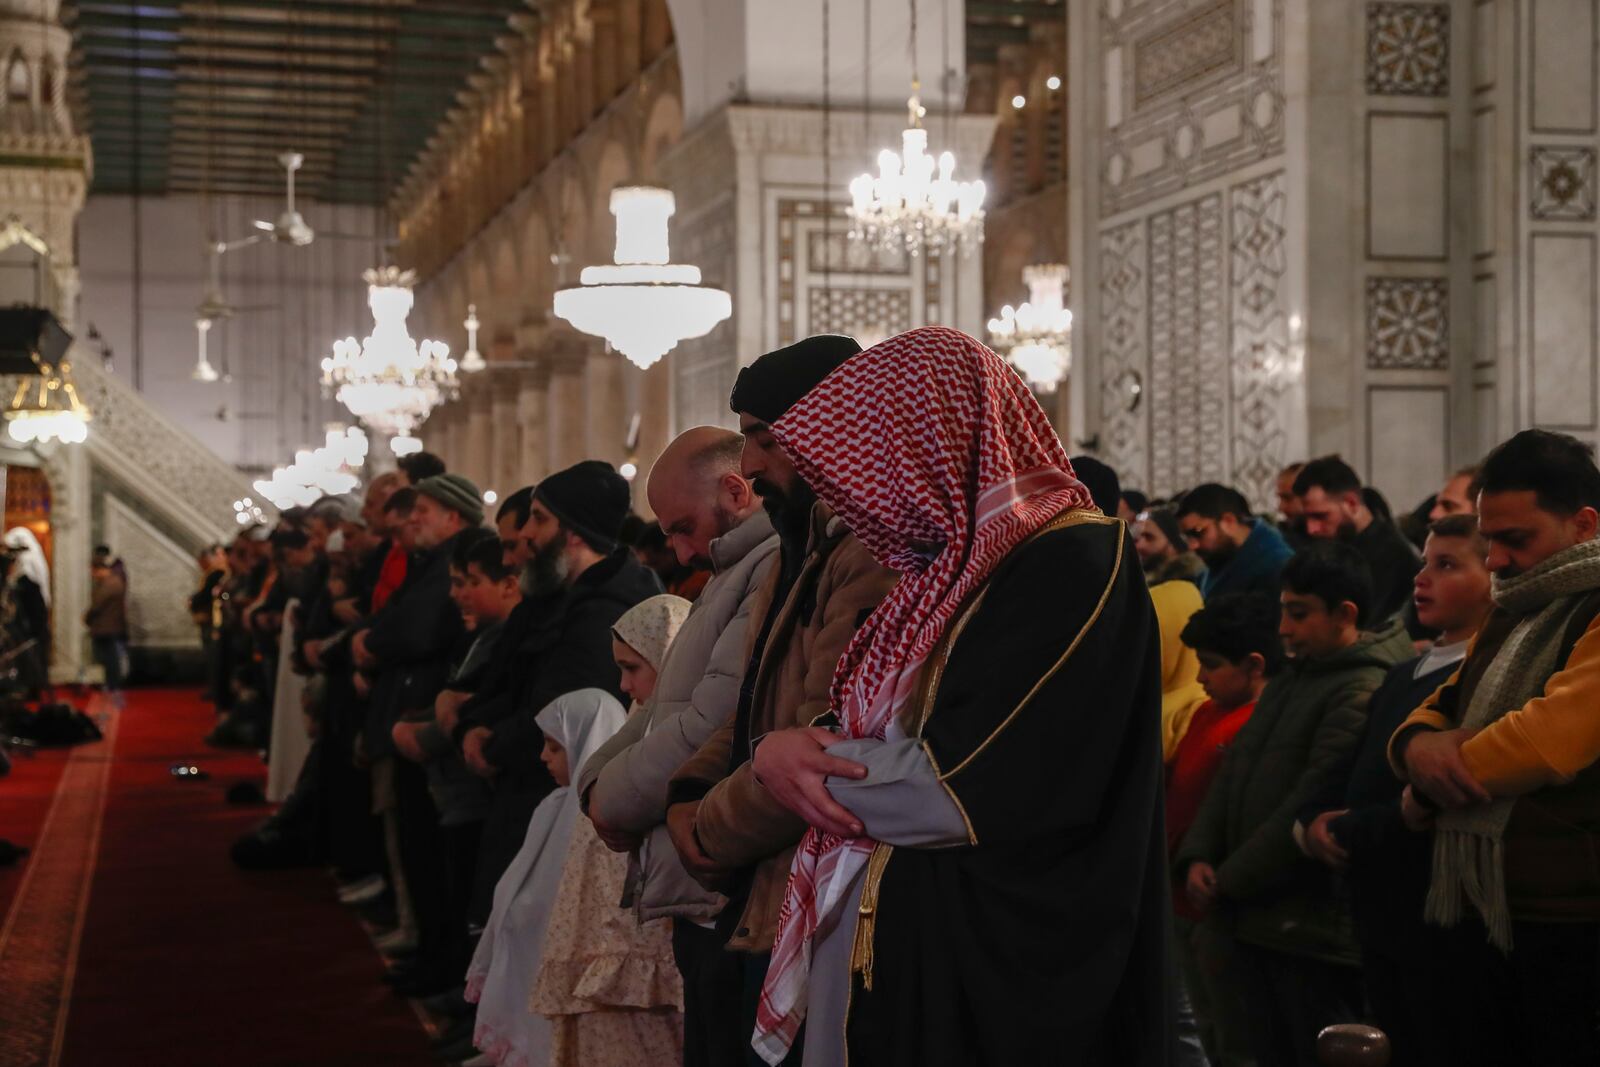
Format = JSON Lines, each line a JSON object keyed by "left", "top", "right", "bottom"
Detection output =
{"left": 337, "top": 873, "right": 387, "bottom": 906}
{"left": 358, "top": 896, "right": 398, "bottom": 929}
{"left": 421, "top": 985, "right": 473, "bottom": 1020}
{"left": 374, "top": 927, "right": 417, "bottom": 956}
{"left": 433, "top": 1017, "right": 478, "bottom": 1061}
{"left": 386, "top": 959, "right": 458, "bottom": 998}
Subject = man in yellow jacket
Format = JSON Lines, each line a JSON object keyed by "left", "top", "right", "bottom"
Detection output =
{"left": 1390, "top": 429, "right": 1600, "bottom": 1065}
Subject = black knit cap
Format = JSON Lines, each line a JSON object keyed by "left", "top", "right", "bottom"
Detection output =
{"left": 534, "top": 460, "right": 631, "bottom": 554}
{"left": 1070, "top": 455, "right": 1122, "bottom": 516}
{"left": 1143, "top": 507, "right": 1187, "bottom": 552}
{"left": 729, "top": 334, "right": 863, "bottom": 423}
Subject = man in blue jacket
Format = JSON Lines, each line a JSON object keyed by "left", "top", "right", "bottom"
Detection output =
{"left": 1177, "top": 482, "right": 1294, "bottom": 602}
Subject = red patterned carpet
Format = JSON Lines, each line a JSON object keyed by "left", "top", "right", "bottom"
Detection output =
{"left": 0, "top": 688, "right": 436, "bottom": 1067}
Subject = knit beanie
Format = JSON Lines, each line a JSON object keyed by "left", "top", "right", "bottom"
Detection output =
{"left": 1143, "top": 507, "right": 1187, "bottom": 553}
{"left": 1069, "top": 455, "right": 1121, "bottom": 516}
{"left": 534, "top": 460, "right": 631, "bottom": 553}
{"left": 729, "top": 334, "right": 862, "bottom": 423}
{"left": 415, "top": 472, "right": 484, "bottom": 526}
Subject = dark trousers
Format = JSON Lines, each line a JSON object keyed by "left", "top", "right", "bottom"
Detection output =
{"left": 92, "top": 636, "right": 126, "bottom": 691}
{"left": 1360, "top": 917, "right": 1515, "bottom": 1067}
{"left": 1507, "top": 920, "right": 1600, "bottom": 1066}
{"left": 438, "top": 820, "right": 483, "bottom": 976}
{"left": 672, "top": 919, "right": 746, "bottom": 1067}
{"left": 1236, "top": 943, "right": 1361, "bottom": 1067}
{"left": 394, "top": 759, "right": 448, "bottom": 972}
{"left": 738, "top": 951, "right": 803, "bottom": 1067}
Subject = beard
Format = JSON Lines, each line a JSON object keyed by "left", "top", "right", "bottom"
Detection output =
{"left": 520, "top": 536, "right": 570, "bottom": 598}
{"left": 752, "top": 477, "right": 817, "bottom": 545}
{"left": 1196, "top": 539, "right": 1237, "bottom": 570}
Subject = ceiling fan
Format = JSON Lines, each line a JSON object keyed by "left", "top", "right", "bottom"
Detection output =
{"left": 192, "top": 241, "right": 276, "bottom": 382}
{"left": 213, "top": 151, "right": 366, "bottom": 252}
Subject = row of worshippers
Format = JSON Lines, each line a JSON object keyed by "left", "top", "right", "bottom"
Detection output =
{"left": 204, "top": 322, "right": 1600, "bottom": 1067}
{"left": 203, "top": 326, "right": 1170, "bottom": 1067}
{"left": 1096, "top": 432, "right": 1600, "bottom": 1067}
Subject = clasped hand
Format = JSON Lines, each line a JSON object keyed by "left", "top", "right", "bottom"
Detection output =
{"left": 750, "top": 726, "right": 868, "bottom": 838}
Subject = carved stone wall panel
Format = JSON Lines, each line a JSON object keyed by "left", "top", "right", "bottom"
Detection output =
{"left": 102, "top": 495, "right": 202, "bottom": 651}
{"left": 71, "top": 355, "right": 251, "bottom": 540}
{"left": 1531, "top": 145, "right": 1598, "bottom": 221}
{"left": 1366, "top": 277, "right": 1450, "bottom": 369}
{"left": 1133, "top": 0, "right": 1240, "bottom": 108}
{"left": 1228, "top": 171, "right": 1292, "bottom": 511}
{"left": 807, "top": 288, "right": 913, "bottom": 344}
{"left": 1147, "top": 193, "right": 1228, "bottom": 496}
{"left": 1101, "top": 0, "right": 1284, "bottom": 216}
{"left": 1098, "top": 220, "right": 1150, "bottom": 489}
{"left": 1366, "top": 3, "right": 1451, "bottom": 97}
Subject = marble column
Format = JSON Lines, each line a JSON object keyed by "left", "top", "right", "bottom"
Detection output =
{"left": 489, "top": 367, "right": 523, "bottom": 496}
{"left": 583, "top": 350, "right": 627, "bottom": 465}
{"left": 545, "top": 345, "right": 588, "bottom": 472}
{"left": 518, "top": 369, "right": 550, "bottom": 485}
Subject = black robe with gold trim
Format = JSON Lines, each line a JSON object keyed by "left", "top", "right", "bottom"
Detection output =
{"left": 844, "top": 514, "right": 1172, "bottom": 1066}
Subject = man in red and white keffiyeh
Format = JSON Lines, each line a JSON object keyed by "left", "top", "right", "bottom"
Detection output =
{"left": 748, "top": 326, "right": 1170, "bottom": 1067}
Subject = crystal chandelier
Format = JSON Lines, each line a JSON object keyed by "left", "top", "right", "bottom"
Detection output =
{"left": 251, "top": 427, "right": 368, "bottom": 510}
{"left": 322, "top": 266, "right": 458, "bottom": 438}
{"left": 553, "top": 187, "right": 732, "bottom": 370}
{"left": 987, "top": 264, "right": 1073, "bottom": 392}
{"left": 6, "top": 359, "right": 90, "bottom": 445}
{"left": 459, "top": 304, "right": 486, "bottom": 373}
{"left": 849, "top": 89, "right": 986, "bottom": 257}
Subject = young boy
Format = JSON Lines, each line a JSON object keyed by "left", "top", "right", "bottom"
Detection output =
{"left": 1175, "top": 541, "right": 1414, "bottom": 1067}
{"left": 1300, "top": 514, "right": 1499, "bottom": 1067}
{"left": 389, "top": 529, "right": 522, "bottom": 1002}
{"left": 1168, "top": 592, "right": 1284, "bottom": 1067}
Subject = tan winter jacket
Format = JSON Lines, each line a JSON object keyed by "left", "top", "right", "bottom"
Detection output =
{"left": 671, "top": 503, "right": 896, "bottom": 952}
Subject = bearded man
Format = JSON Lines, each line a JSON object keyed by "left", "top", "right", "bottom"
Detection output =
{"left": 747, "top": 327, "right": 1169, "bottom": 1066}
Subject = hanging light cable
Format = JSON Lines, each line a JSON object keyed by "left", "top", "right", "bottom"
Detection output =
{"left": 848, "top": 0, "right": 985, "bottom": 257}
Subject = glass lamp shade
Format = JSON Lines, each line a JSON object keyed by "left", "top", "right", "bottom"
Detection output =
{"left": 553, "top": 186, "right": 732, "bottom": 369}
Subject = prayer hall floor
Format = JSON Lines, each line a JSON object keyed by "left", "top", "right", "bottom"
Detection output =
{"left": 0, "top": 687, "right": 436, "bottom": 1067}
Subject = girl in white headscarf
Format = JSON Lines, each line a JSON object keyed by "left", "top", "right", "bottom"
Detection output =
{"left": 465, "top": 688, "right": 629, "bottom": 1067}
{"left": 4, "top": 528, "right": 50, "bottom": 607}
{"left": 529, "top": 595, "right": 690, "bottom": 1067}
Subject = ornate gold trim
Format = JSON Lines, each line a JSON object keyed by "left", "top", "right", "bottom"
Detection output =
{"left": 940, "top": 516, "right": 1125, "bottom": 779}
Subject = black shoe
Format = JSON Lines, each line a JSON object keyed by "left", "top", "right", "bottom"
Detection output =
{"left": 433, "top": 1034, "right": 478, "bottom": 1063}
{"left": 431, "top": 1018, "right": 474, "bottom": 1051}
{"left": 393, "top": 969, "right": 459, "bottom": 999}
{"left": 421, "top": 985, "right": 473, "bottom": 1020}
{"left": 358, "top": 896, "right": 398, "bottom": 928}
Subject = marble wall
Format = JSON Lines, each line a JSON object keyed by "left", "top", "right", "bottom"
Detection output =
{"left": 1073, "top": 0, "right": 1600, "bottom": 516}
{"left": 1072, "top": 0, "right": 1302, "bottom": 509}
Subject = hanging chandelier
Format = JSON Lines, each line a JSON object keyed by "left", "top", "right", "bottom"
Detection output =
{"left": 6, "top": 358, "right": 90, "bottom": 445}
{"left": 987, "top": 264, "right": 1073, "bottom": 392}
{"left": 459, "top": 304, "right": 486, "bottom": 373}
{"left": 849, "top": 89, "right": 986, "bottom": 257}
{"left": 321, "top": 266, "right": 458, "bottom": 438}
{"left": 192, "top": 318, "right": 220, "bottom": 382}
{"left": 251, "top": 427, "right": 367, "bottom": 510}
{"left": 553, "top": 187, "right": 731, "bottom": 370}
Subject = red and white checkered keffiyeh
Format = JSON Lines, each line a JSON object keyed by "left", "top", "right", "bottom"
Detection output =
{"left": 751, "top": 326, "right": 1096, "bottom": 1063}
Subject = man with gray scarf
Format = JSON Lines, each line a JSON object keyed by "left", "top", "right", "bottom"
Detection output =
{"left": 1391, "top": 428, "right": 1600, "bottom": 1065}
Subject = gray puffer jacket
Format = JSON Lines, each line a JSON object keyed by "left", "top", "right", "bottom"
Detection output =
{"left": 577, "top": 508, "right": 779, "bottom": 921}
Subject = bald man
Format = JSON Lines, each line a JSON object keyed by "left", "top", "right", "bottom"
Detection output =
{"left": 578, "top": 426, "right": 781, "bottom": 1067}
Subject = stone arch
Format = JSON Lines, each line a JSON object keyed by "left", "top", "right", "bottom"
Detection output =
{"left": 588, "top": 137, "right": 634, "bottom": 258}
{"left": 554, "top": 168, "right": 591, "bottom": 275}
{"left": 487, "top": 229, "right": 520, "bottom": 339}
{"left": 637, "top": 87, "right": 683, "bottom": 183}
{"left": 520, "top": 205, "right": 552, "bottom": 321}
{"left": 6, "top": 49, "right": 29, "bottom": 104}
